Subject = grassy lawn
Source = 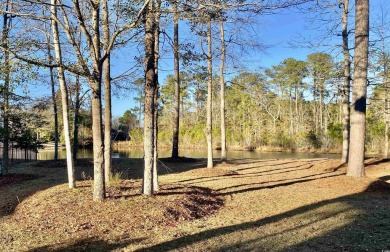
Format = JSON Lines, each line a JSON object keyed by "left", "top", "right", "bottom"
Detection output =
{"left": 1, "top": 157, "right": 390, "bottom": 251}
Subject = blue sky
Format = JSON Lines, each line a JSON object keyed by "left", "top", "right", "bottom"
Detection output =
{"left": 108, "top": 7, "right": 319, "bottom": 117}
{"left": 27, "top": 1, "right": 387, "bottom": 118}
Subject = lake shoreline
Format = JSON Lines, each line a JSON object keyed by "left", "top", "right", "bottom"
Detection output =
{"left": 38, "top": 141, "right": 381, "bottom": 158}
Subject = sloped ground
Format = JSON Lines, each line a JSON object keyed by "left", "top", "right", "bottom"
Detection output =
{"left": 0, "top": 157, "right": 390, "bottom": 251}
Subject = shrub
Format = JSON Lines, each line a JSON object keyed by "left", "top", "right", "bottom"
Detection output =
{"left": 305, "top": 131, "right": 321, "bottom": 149}
{"left": 327, "top": 122, "right": 343, "bottom": 144}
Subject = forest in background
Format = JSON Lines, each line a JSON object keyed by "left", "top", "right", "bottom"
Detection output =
{"left": 34, "top": 52, "right": 387, "bottom": 154}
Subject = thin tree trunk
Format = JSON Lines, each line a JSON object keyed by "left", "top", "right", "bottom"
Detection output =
{"left": 295, "top": 86, "right": 299, "bottom": 133}
{"left": 206, "top": 16, "right": 213, "bottom": 168}
{"left": 289, "top": 90, "right": 293, "bottom": 136}
{"left": 380, "top": 13, "right": 389, "bottom": 158}
{"left": 220, "top": 18, "right": 227, "bottom": 163}
{"left": 153, "top": 0, "right": 161, "bottom": 192}
{"left": 341, "top": 0, "right": 351, "bottom": 164}
{"left": 73, "top": 74, "right": 80, "bottom": 162}
{"left": 102, "top": 0, "right": 112, "bottom": 183}
{"left": 384, "top": 94, "right": 389, "bottom": 158}
{"left": 385, "top": 111, "right": 389, "bottom": 158}
{"left": 49, "top": 64, "right": 59, "bottom": 161}
{"left": 89, "top": 3, "right": 105, "bottom": 201}
{"left": 50, "top": 0, "right": 75, "bottom": 188}
{"left": 139, "top": 90, "right": 143, "bottom": 129}
{"left": 313, "top": 79, "right": 318, "bottom": 134}
{"left": 143, "top": 0, "right": 156, "bottom": 195}
{"left": 347, "top": 0, "right": 369, "bottom": 177}
{"left": 1, "top": 1, "right": 10, "bottom": 175}
{"left": 44, "top": 16, "right": 59, "bottom": 161}
{"left": 91, "top": 76, "right": 105, "bottom": 200}
{"left": 171, "top": 1, "right": 180, "bottom": 159}
{"left": 319, "top": 84, "right": 324, "bottom": 130}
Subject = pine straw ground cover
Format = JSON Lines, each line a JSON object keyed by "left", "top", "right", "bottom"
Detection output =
{"left": 0, "top": 157, "right": 390, "bottom": 251}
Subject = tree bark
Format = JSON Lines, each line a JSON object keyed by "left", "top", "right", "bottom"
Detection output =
{"left": 50, "top": 0, "right": 75, "bottom": 188}
{"left": 91, "top": 76, "right": 105, "bottom": 200}
{"left": 171, "top": 1, "right": 180, "bottom": 159}
{"left": 1, "top": 1, "right": 10, "bottom": 175}
{"left": 102, "top": 0, "right": 112, "bottom": 183}
{"left": 219, "top": 18, "right": 227, "bottom": 163}
{"left": 143, "top": 0, "right": 157, "bottom": 195}
{"left": 206, "top": 16, "right": 213, "bottom": 168}
{"left": 347, "top": 0, "right": 369, "bottom": 177}
{"left": 89, "top": 2, "right": 105, "bottom": 201}
{"left": 153, "top": 0, "right": 161, "bottom": 192}
{"left": 341, "top": 0, "right": 351, "bottom": 164}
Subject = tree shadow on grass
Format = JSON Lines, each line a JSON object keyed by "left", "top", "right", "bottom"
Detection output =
{"left": 238, "top": 163, "right": 314, "bottom": 177}
{"left": 215, "top": 172, "right": 342, "bottom": 196}
{"left": 0, "top": 157, "right": 207, "bottom": 217}
{"left": 137, "top": 180, "right": 390, "bottom": 252}
{"left": 331, "top": 158, "right": 390, "bottom": 172}
{"left": 175, "top": 161, "right": 315, "bottom": 185}
{"left": 28, "top": 237, "right": 145, "bottom": 252}
{"left": 235, "top": 161, "right": 306, "bottom": 172}
{"left": 364, "top": 157, "right": 390, "bottom": 166}
{"left": 112, "top": 157, "right": 207, "bottom": 179}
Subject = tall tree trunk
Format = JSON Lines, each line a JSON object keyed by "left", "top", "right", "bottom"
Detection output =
{"left": 1, "top": 1, "right": 10, "bottom": 175}
{"left": 171, "top": 1, "right": 180, "bottom": 159}
{"left": 313, "top": 78, "right": 318, "bottom": 134}
{"left": 384, "top": 90, "right": 389, "bottom": 158}
{"left": 50, "top": 67, "right": 59, "bottom": 161}
{"left": 295, "top": 86, "right": 300, "bottom": 133}
{"left": 50, "top": 0, "right": 75, "bottom": 188}
{"left": 72, "top": 74, "right": 80, "bottom": 162}
{"left": 139, "top": 90, "right": 143, "bottom": 129}
{"left": 102, "top": 0, "right": 112, "bottom": 183}
{"left": 319, "top": 84, "right": 324, "bottom": 131}
{"left": 90, "top": 76, "right": 105, "bottom": 200}
{"left": 89, "top": 2, "right": 105, "bottom": 201}
{"left": 48, "top": 59, "right": 59, "bottom": 161}
{"left": 347, "top": 0, "right": 369, "bottom": 177}
{"left": 341, "top": 0, "right": 351, "bottom": 164}
{"left": 153, "top": 0, "right": 161, "bottom": 191}
{"left": 91, "top": 75, "right": 105, "bottom": 200}
{"left": 206, "top": 16, "right": 213, "bottom": 168}
{"left": 44, "top": 15, "right": 59, "bottom": 161}
{"left": 380, "top": 13, "right": 389, "bottom": 158}
{"left": 289, "top": 90, "right": 293, "bottom": 136}
{"left": 219, "top": 18, "right": 227, "bottom": 163}
{"left": 143, "top": 0, "right": 157, "bottom": 195}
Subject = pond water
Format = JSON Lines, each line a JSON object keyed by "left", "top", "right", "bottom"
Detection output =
{"left": 37, "top": 147, "right": 340, "bottom": 160}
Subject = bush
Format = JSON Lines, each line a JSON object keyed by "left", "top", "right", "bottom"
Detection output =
{"left": 327, "top": 122, "right": 343, "bottom": 144}
{"left": 129, "top": 128, "right": 143, "bottom": 144}
{"left": 305, "top": 131, "right": 321, "bottom": 149}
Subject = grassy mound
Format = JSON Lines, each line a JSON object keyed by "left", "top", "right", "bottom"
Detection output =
{"left": 4, "top": 181, "right": 223, "bottom": 251}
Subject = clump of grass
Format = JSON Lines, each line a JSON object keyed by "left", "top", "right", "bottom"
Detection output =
{"left": 80, "top": 171, "right": 92, "bottom": 181}
{"left": 108, "top": 172, "right": 124, "bottom": 187}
